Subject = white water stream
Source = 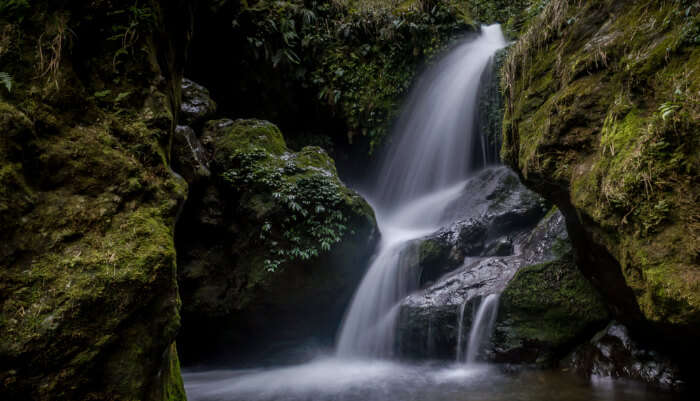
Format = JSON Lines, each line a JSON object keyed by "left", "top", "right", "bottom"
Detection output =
{"left": 336, "top": 24, "right": 507, "bottom": 359}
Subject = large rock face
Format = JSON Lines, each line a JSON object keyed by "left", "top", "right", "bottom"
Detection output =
{"left": 394, "top": 166, "right": 605, "bottom": 361}
{"left": 501, "top": 0, "right": 700, "bottom": 350}
{"left": 174, "top": 118, "right": 378, "bottom": 362}
{"left": 0, "top": 1, "right": 191, "bottom": 400}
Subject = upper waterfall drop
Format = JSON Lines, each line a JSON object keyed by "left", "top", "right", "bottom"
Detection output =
{"left": 373, "top": 25, "right": 507, "bottom": 209}
{"left": 336, "top": 25, "right": 507, "bottom": 358}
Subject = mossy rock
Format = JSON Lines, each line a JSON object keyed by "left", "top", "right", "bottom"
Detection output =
{"left": 501, "top": 0, "right": 700, "bottom": 341}
{"left": 493, "top": 255, "right": 609, "bottom": 365}
{"left": 177, "top": 118, "right": 378, "bottom": 362}
{"left": 0, "top": 1, "right": 190, "bottom": 399}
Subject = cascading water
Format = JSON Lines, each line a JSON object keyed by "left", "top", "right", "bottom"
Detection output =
{"left": 455, "top": 301, "right": 468, "bottom": 361}
{"left": 464, "top": 294, "right": 500, "bottom": 363}
{"left": 336, "top": 25, "right": 507, "bottom": 358}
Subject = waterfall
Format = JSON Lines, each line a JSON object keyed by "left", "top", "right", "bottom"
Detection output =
{"left": 464, "top": 294, "right": 500, "bottom": 363}
{"left": 336, "top": 25, "right": 507, "bottom": 358}
{"left": 456, "top": 301, "right": 468, "bottom": 361}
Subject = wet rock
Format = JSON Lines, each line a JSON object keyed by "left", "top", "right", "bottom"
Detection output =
{"left": 397, "top": 256, "right": 523, "bottom": 359}
{"left": 518, "top": 209, "right": 570, "bottom": 265}
{"left": 173, "top": 125, "right": 211, "bottom": 183}
{"left": 563, "top": 322, "right": 684, "bottom": 389}
{"left": 481, "top": 237, "right": 513, "bottom": 257}
{"left": 492, "top": 255, "right": 609, "bottom": 366}
{"left": 396, "top": 206, "right": 569, "bottom": 360}
{"left": 402, "top": 166, "right": 548, "bottom": 288}
{"left": 404, "top": 231, "right": 462, "bottom": 287}
{"left": 456, "top": 219, "right": 489, "bottom": 254}
{"left": 180, "top": 78, "right": 217, "bottom": 126}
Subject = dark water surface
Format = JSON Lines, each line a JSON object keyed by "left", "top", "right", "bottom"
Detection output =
{"left": 183, "top": 358, "right": 685, "bottom": 401}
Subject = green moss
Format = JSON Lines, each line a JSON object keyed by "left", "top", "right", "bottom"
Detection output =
{"left": 210, "top": 119, "right": 287, "bottom": 159}
{"left": 495, "top": 255, "right": 609, "bottom": 362}
{"left": 0, "top": 1, "right": 190, "bottom": 399}
{"left": 163, "top": 343, "right": 186, "bottom": 401}
{"left": 418, "top": 237, "right": 450, "bottom": 267}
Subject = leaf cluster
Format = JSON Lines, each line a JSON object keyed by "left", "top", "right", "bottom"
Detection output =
{"left": 222, "top": 148, "right": 350, "bottom": 272}
{"left": 232, "top": 0, "right": 473, "bottom": 151}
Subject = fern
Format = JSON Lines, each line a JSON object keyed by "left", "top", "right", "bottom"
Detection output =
{"left": 0, "top": 72, "right": 12, "bottom": 93}
{"left": 658, "top": 102, "right": 680, "bottom": 121}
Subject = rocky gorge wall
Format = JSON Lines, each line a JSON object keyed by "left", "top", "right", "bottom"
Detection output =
{"left": 501, "top": 0, "right": 699, "bottom": 362}
{"left": 0, "top": 1, "right": 192, "bottom": 399}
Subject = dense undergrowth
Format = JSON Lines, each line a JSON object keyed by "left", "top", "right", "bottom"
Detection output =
{"left": 189, "top": 0, "right": 482, "bottom": 154}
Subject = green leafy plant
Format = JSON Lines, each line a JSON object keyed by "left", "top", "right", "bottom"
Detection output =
{"left": 658, "top": 102, "right": 680, "bottom": 121}
{"left": 108, "top": 2, "right": 156, "bottom": 69}
{"left": 0, "top": 0, "right": 30, "bottom": 22}
{"left": 228, "top": 0, "right": 476, "bottom": 152}
{"left": 0, "top": 71, "right": 12, "bottom": 92}
{"left": 222, "top": 148, "right": 350, "bottom": 273}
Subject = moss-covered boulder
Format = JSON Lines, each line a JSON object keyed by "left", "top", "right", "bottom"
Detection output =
{"left": 501, "top": 0, "right": 700, "bottom": 347}
{"left": 493, "top": 255, "right": 609, "bottom": 365}
{"left": 176, "top": 118, "right": 378, "bottom": 362}
{"left": 0, "top": 1, "right": 191, "bottom": 400}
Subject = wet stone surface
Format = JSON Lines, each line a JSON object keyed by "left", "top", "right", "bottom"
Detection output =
{"left": 395, "top": 166, "right": 559, "bottom": 359}
{"left": 564, "top": 322, "right": 685, "bottom": 389}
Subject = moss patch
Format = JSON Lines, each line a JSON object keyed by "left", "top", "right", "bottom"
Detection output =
{"left": 494, "top": 255, "right": 609, "bottom": 364}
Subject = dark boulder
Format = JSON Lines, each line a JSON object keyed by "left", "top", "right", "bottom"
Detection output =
{"left": 180, "top": 78, "right": 217, "bottom": 126}
{"left": 173, "top": 125, "right": 211, "bottom": 183}
{"left": 563, "top": 322, "right": 684, "bottom": 389}
{"left": 403, "top": 166, "right": 549, "bottom": 288}
{"left": 395, "top": 184, "right": 563, "bottom": 361}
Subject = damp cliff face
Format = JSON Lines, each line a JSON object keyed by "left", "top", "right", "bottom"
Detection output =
{"left": 0, "top": 1, "right": 191, "bottom": 399}
{"left": 501, "top": 0, "right": 699, "bottom": 348}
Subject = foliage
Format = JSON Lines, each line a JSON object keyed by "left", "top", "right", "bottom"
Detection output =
{"left": 501, "top": 0, "right": 700, "bottom": 326}
{"left": 0, "top": 0, "right": 30, "bottom": 22}
{"left": 222, "top": 147, "right": 350, "bottom": 272}
{"left": 38, "top": 13, "right": 74, "bottom": 89}
{"left": 107, "top": 2, "right": 156, "bottom": 69}
{"left": 0, "top": 71, "right": 12, "bottom": 92}
{"left": 231, "top": 0, "right": 475, "bottom": 151}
